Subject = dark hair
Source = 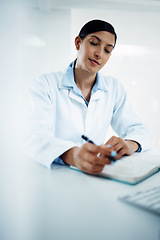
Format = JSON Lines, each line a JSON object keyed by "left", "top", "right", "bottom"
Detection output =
{"left": 78, "top": 19, "right": 117, "bottom": 47}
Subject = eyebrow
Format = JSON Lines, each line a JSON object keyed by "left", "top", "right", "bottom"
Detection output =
{"left": 90, "top": 35, "right": 114, "bottom": 48}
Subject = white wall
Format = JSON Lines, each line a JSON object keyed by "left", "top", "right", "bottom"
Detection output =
{"left": 71, "top": 9, "right": 160, "bottom": 146}
{"left": 0, "top": 2, "right": 71, "bottom": 162}
{"left": 1, "top": 2, "right": 160, "bottom": 159}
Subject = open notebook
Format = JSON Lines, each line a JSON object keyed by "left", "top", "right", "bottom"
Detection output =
{"left": 70, "top": 152, "right": 160, "bottom": 184}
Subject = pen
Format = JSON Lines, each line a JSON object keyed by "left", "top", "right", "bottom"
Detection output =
{"left": 81, "top": 135, "right": 117, "bottom": 161}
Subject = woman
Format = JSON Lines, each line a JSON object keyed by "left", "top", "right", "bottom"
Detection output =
{"left": 26, "top": 19, "right": 151, "bottom": 174}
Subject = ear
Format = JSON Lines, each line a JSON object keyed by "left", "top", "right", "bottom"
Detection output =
{"left": 75, "top": 36, "right": 82, "bottom": 50}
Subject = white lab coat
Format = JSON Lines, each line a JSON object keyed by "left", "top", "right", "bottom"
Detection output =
{"left": 26, "top": 61, "right": 151, "bottom": 168}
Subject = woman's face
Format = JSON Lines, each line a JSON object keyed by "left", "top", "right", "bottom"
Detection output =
{"left": 75, "top": 31, "right": 115, "bottom": 74}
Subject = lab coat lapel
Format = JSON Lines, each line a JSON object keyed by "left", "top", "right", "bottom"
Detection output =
{"left": 68, "top": 89, "right": 104, "bottom": 104}
{"left": 68, "top": 89, "right": 85, "bottom": 105}
{"left": 91, "top": 90, "right": 104, "bottom": 101}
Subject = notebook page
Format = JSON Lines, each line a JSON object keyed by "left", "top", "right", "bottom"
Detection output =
{"left": 120, "top": 153, "right": 160, "bottom": 167}
{"left": 100, "top": 156, "right": 158, "bottom": 183}
{"left": 101, "top": 158, "right": 157, "bottom": 177}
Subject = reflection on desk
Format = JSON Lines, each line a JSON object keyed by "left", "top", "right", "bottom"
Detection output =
{"left": 1, "top": 148, "right": 160, "bottom": 240}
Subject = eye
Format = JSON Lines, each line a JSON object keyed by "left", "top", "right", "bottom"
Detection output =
{"left": 90, "top": 40, "right": 98, "bottom": 46}
{"left": 104, "top": 46, "right": 113, "bottom": 54}
{"left": 104, "top": 49, "right": 110, "bottom": 54}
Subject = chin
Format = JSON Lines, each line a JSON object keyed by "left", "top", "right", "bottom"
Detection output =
{"left": 85, "top": 64, "right": 99, "bottom": 74}
{"left": 84, "top": 68, "right": 97, "bottom": 74}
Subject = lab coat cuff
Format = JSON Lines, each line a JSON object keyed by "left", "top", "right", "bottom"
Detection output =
{"left": 53, "top": 157, "right": 69, "bottom": 166}
{"left": 124, "top": 134, "right": 152, "bottom": 153}
{"left": 46, "top": 142, "right": 78, "bottom": 169}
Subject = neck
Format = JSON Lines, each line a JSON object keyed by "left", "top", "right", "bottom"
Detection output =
{"left": 74, "top": 64, "right": 97, "bottom": 102}
{"left": 74, "top": 66, "right": 96, "bottom": 91}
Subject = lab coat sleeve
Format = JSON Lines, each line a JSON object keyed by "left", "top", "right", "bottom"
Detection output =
{"left": 25, "top": 75, "right": 77, "bottom": 169}
{"left": 110, "top": 80, "right": 152, "bottom": 152}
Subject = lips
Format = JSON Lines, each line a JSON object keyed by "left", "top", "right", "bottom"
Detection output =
{"left": 89, "top": 58, "right": 100, "bottom": 66}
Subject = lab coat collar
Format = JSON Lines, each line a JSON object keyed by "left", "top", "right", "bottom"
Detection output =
{"left": 59, "top": 61, "right": 76, "bottom": 90}
{"left": 59, "top": 60, "right": 109, "bottom": 92}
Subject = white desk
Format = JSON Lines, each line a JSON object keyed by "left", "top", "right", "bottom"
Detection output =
{"left": 1, "top": 148, "right": 160, "bottom": 240}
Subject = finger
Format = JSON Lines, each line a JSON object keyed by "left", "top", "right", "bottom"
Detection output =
{"left": 79, "top": 150, "right": 98, "bottom": 164}
{"left": 113, "top": 142, "right": 129, "bottom": 158}
{"left": 86, "top": 143, "right": 115, "bottom": 158}
{"left": 97, "top": 145, "right": 118, "bottom": 161}
{"left": 79, "top": 161, "right": 105, "bottom": 175}
{"left": 81, "top": 143, "right": 116, "bottom": 165}
{"left": 112, "top": 142, "right": 124, "bottom": 152}
{"left": 83, "top": 143, "right": 103, "bottom": 154}
{"left": 106, "top": 136, "right": 120, "bottom": 147}
{"left": 82, "top": 151, "right": 111, "bottom": 166}
{"left": 105, "top": 136, "right": 117, "bottom": 144}
{"left": 115, "top": 148, "right": 127, "bottom": 159}
{"left": 82, "top": 144, "right": 113, "bottom": 163}
{"left": 96, "top": 154, "right": 111, "bottom": 165}
{"left": 78, "top": 148, "right": 106, "bottom": 166}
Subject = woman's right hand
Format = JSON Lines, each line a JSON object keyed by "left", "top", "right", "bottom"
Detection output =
{"left": 61, "top": 143, "right": 115, "bottom": 174}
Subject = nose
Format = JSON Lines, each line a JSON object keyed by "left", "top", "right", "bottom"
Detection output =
{"left": 95, "top": 47, "right": 103, "bottom": 59}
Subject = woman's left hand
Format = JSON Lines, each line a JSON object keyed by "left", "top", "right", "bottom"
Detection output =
{"left": 105, "top": 136, "right": 139, "bottom": 160}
